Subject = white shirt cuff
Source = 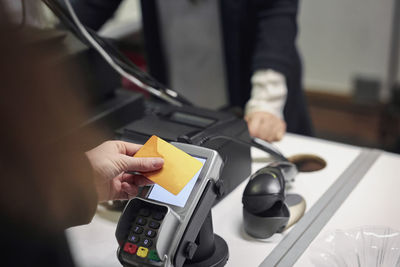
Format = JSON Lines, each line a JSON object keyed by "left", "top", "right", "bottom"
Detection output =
{"left": 245, "top": 69, "right": 287, "bottom": 119}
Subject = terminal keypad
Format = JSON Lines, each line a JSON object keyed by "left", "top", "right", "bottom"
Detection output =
{"left": 121, "top": 206, "right": 165, "bottom": 265}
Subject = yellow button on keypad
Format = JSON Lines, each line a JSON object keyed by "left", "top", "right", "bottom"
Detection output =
{"left": 136, "top": 247, "right": 149, "bottom": 258}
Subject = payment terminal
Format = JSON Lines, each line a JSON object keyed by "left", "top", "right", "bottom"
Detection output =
{"left": 115, "top": 142, "right": 227, "bottom": 267}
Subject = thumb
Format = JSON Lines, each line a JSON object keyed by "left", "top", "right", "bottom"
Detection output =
{"left": 118, "top": 155, "right": 164, "bottom": 173}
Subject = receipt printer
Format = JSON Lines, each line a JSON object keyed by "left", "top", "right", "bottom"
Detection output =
{"left": 116, "top": 100, "right": 252, "bottom": 202}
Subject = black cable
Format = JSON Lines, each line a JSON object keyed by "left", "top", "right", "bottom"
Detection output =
{"left": 41, "top": 1, "right": 160, "bottom": 87}
{"left": 90, "top": 32, "right": 166, "bottom": 90}
{"left": 197, "top": 135, "right": 288, "bottom": 162}
{"left": 42, "top": 0, "right": 161, "bottom": 88}
{"left": 41, "top": 0, "right": 193, "bottom": 106}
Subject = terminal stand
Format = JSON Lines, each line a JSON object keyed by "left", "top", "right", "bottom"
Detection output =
{"left": 183, "top": 212, "right": 229, "bottom": 267}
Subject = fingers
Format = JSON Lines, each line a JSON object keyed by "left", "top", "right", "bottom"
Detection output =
{"left": 257, "top": 116, "right": 285, "bottom": 141}
{"left": 120, "top": 173, "right": 154, "bottom": 199}
{"left": 121, "top": 182, "right": 139, "bottom": 198}
{"left": 114, "top": 141, "right": 143, "bottom": 156}
{"left": 246, "top": 114, "right": 263, "bottom": 138}
{"left": 118, "top": 155, "right": 164, "bottom": 173}
{"left": 246, "top": 112, "right": 286, "bottom": 142}
{"left": 274, "top": 120, "right": 286, "bottom": 141}
{"left": 121, "top": 173, "right": 154, "bottom": 186}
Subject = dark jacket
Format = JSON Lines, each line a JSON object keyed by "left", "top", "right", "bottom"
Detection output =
{"left": 69, "top": 0, "right": 313, "bottom": 136}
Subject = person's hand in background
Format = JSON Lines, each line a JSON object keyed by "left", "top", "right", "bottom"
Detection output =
{"left": 245, "top": 111, "right": 286, "bottom": 142}
{"left": 85, "top": 141, "right": 164, "bottom": 202}
{"left": 245, "top": 69, "right": 288, "bottom": 142}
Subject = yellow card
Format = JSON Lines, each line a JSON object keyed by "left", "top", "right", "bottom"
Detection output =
{"left": 134, "top": 135, "right": 203, "bottom": 195}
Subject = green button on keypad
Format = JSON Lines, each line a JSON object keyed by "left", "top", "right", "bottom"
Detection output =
{"left": 148, "top": 250, "right": 160, "bottom": 262}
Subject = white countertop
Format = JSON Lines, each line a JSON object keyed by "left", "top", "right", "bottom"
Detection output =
{"left": 295, "top": 152, "right": 400, "bottom": 266}
{"left": 213, "top": 134, "right": 361, "bottom": 267}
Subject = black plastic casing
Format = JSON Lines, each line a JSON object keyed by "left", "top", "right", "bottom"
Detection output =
{"left": 115, "top": 101, "right": 251, "bottom": 205}
{"left": 242, "top": 164, "right": 290, "bottom": 239}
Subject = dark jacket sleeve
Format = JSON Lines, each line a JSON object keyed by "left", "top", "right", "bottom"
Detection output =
{"left": 250, "top": 0, "right": 314, "bottom": 136}
{"left": 62, "top": 0, "right": 123, "bottom": 30}
{"left": 46, "top": 143, "right": 99, "bottom": 229}
{"left": 251, "top": 0, "right": 299, "bottom": 76}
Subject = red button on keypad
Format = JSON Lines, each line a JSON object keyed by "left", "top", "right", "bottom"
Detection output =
{"left": 123, "top": 242, "right": 138, "bottom": 254}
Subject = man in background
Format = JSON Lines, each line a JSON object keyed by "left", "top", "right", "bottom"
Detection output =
{"left": 63, "top": 0, "right": 314, "bottom": 142}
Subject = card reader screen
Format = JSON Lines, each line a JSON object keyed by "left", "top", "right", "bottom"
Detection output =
{"left": 147, "top": 157, "right": 206, "bottom": 207}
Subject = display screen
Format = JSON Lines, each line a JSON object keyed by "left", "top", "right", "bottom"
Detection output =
{"left": 147, "top": 157, "right": 206, "bottom": 208}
